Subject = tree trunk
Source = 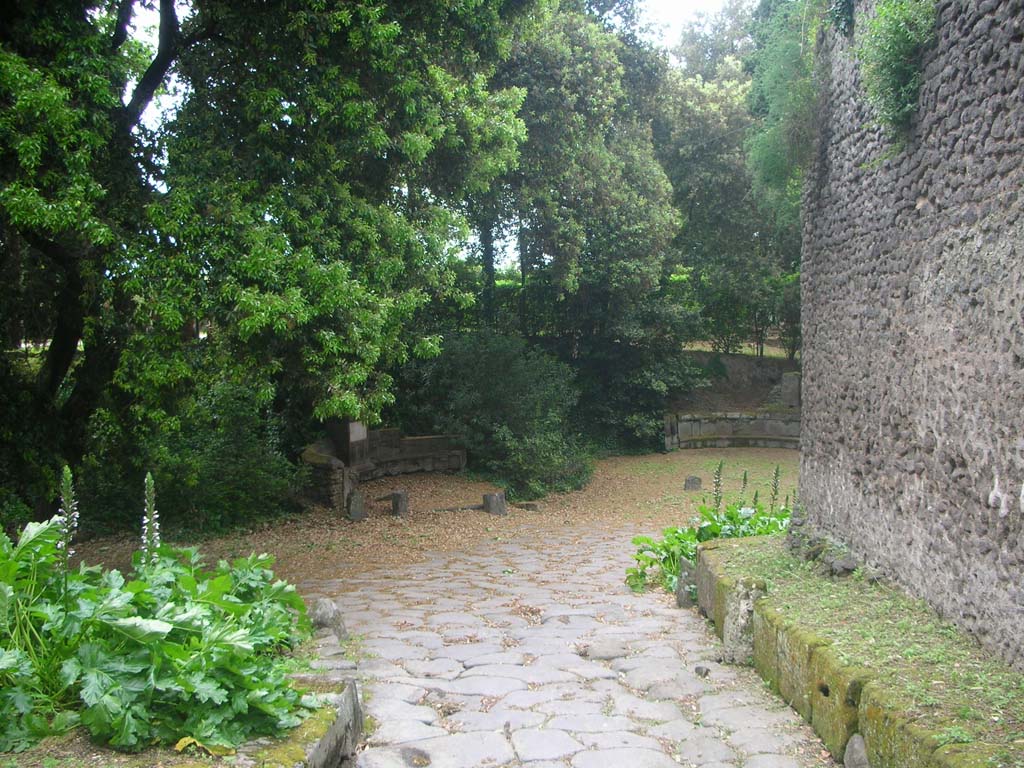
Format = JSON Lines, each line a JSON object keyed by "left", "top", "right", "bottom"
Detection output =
{"left": 480, "top": 219, "right": 496, "bottom": 325}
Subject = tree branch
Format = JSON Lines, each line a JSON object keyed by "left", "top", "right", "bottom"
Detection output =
{"left": 111, "top": 0, "right": 135, "bottom": 50}
{"left": 123, "top": 0, "right": 179, "bottom": 129}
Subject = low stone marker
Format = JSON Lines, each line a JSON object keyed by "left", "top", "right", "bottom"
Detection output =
{"left": 391, "top": 490, "right": 408, "bottom": 517}
{"left": 684, "top": 475, "right": 702, "bottom": 491}
{"left": 483, "top": 491, "right": 508, "bottom": 516}
{"left": 346, "top": 490, "right": 367, "bottom": 522}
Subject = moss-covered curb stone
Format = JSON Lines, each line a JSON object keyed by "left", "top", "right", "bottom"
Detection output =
{"left": 694, "top": 537, "right": 1013, "bottom": 768}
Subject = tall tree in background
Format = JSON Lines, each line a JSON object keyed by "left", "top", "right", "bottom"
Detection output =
{"left": 488, "top": 7, "right": 699, "bottom": 442}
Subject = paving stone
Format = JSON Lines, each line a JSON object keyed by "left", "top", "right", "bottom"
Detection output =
{"left": 571, "top": 747, "right": 680, "bottom": 768}
{"left": 699, "top": 705, "right": 796, "bottom": 731}
{"left": 646, "top": 673, "right": 711, "bottom": 699}
{"left": 533, "top": 698, "right": 606, "bottom": 716}
{"left": 575, "top": 731, "right": 664, "bottom": 750}
{"left": 462, "top": 651, "right": 527, "bottom": 667}
{"left": 676, "top": 732, "right": 738, "bottom": 765}
{"left": 460, "top": 664, "right": 579, "bottom": 685}
{"left": 431, "top": 643, "right": 503, "bottom": 662}
{"left": 621, "top": 661, "right": 682, "bottom": 690}
{"left": 502, "top": 684, "right": 604, "bottom": 710}
{"left": 366, "top": 719, "right": 447, "bottom": 745}
{"left": 547, "top": 714, "right": 637, "bottom": 733}
{"left": 512, "top": 729, "right": 585, "bottom": 761}
{"left": 402, "top": 658, "right": 464, "bottom": 680}
{"left": 367, "top": 682, "right": 427, "bottom": 704}
{"left": 610, "top": 691, "right": 683, "bottom": 722}
{"left": 582, "top": 639, "right": 631, "bottom": 660}
{"left": 445, "top": 675, "right": 526, "bottom": 696}
{"left": 645, "top": 719, "right": 700, "bottom": 741}
{"left": 358, "top": 732, "right": 515, "bottom": 768}
{"left": 426, "top": 612, "right": 483, "bottom": 627}
{"left": 449, "top": 708, "right": 546, "bottom": 732}
{"left": 727, "top": 727, "right": 801, "bottom": 754}
{"left": 362, "top": 640, "right": 432, "bottom": 661}
{"left": 744, "top": 756, "right": 804, "bottom": 768}
{"left": 363, "top": 698, "right": 439, "bottom": 725}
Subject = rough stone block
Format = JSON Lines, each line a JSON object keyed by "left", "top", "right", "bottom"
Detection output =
{"left": 720, "top": 577, "right": 767, "bottom": 664}
{"left": 857, "top": 683, "right": 941, "bottom": 768}
{"left": 307, "top": 681, "right": 363, "bottom": 768}
{"left": 310, "top": 597, "right": 349, "bottom": 641}
{"left": 752, "top": 600, "right": 784, "bottom": 693}
{"left": 391, "top": 491, "right": 408, "bottom": 517}
{"left": 346, "top": 490, "right": 367, "bottom": 522}
{"left": 684, "top": 475, "right": 702, "bottom": 491}
{"left": 776, "top": 625, "right": 829, "bottom": 722}
{"left": 675, "top": 560, "right": 697, "bottom": 608}
{"left": 809, "top": 645, "right": 871, "bottom": 760}
{"left": 483, "top": 492, "right": 508, "bottom": 516}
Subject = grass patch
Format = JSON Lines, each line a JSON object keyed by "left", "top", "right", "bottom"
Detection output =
{"left": 718, "top": 537, "right": 1024, "bottom": 759}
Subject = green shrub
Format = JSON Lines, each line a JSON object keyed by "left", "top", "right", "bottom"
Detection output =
{"left": 857, "top": 0, "right": 938, "bottom": 139}
{"left": 391, "top": 330, "right": 592, "bottom": 498}
{"left": 0, "top": 472, "right": 312, "bottom": 753}
{"left": 80, "top": 378, "right": 304, "bottom": 534}
{"left": 627, "top": 502, "right": 791, "bottom": 593}
{"left": 627, "top": 463, "right": 792, "bottom": 593}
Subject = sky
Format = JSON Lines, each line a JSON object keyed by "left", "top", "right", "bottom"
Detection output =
{"left": 640, "top": 0, "right": 730, "bottom": 48}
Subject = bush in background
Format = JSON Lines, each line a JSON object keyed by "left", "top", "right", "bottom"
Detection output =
{"left": 392, "top": 330, "right": 592, "bottom": 498}
{"left": 79, "top": 378, "right": 304, "bottom": 534}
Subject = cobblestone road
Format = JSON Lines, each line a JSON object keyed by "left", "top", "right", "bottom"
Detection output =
{"left": 305, "top": 526, "right": 830, "bottom": 768}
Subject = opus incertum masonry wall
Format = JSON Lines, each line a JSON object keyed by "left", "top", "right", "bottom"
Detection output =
{"left": 800, "top": 0, "right": 1024, "bottom": 669}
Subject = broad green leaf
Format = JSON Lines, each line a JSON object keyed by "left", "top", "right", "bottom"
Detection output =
{"left": 105, "top": 616, "right": 174, "bottom": 643}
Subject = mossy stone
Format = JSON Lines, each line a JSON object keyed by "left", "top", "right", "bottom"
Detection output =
{"left": 753, "top": 599, "right": 784, "bottom": 693}
{"left": 252, "top": 707, "right": 338, "bottom": 767}
{"left": 809, "top": 644, "right": 872, "bottom": 760}
{"left": 931, "top": 743, "right": 1009, "bottom": 768}
{"left": 777, "top": 625, "right": 829, "bottom": 722}
{"left": 858, "top": 683, "right": 941, "bottom": 768}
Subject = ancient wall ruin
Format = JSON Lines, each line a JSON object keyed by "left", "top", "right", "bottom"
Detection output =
{"left": 800, "top": 0, "right": 1024, "bottom": 668}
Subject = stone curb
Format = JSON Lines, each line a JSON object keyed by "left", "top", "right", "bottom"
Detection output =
{"left": 694, "top": 537, "right": 1003, "bottom": 768}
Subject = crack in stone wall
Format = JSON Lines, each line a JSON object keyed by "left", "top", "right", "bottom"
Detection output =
{"left": 801, "top": 0, "right": 1024, "bottom": 669}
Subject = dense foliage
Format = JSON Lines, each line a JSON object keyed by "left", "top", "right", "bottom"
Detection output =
{"left": 0, "top": 475, "right": 310, "bottom": 752}
{"left": 856, "top": 0, "right": 938, "bottom": 139}
{"left": 627, "top": 462, "right": 791, "bottom": 592}
{"left": 0, "top": 0, "right": 537, "bottom": 526}
{"left": 627, "top": 502, "right": 792, "bottom": 592}
{"left": 391, "top": 330, "right": 591, "bottom": 498}
{"left": 1, "top": 0, "right": 820, "bottom": 528}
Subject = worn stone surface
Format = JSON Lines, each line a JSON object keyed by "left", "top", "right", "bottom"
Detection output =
{"left": 684, "top": 475, "right": 703, "bottom": 491}
{"left": 666, "top": 412, "right": 800, "bottom": 452}
{"left": 310, "top": 597, "right": 349, "bottom": 641}
{"left": 483, "top": 491, "right": 508, "bottom": 516}
{"left": 843, "top": 734, "right": 869, "bottom": 768}
{"left": 346, "top": 489, "right": 367, "bottom": 522}
{"left": 802, "top": 0, "right": 1024, "bottom": 670}
{"left": 319, "top": 527, "right": 827, "bottom": 768}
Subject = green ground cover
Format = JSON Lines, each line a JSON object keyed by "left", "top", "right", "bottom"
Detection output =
{"left": 719, "top": 537, "right": 1024, "bottom": 764}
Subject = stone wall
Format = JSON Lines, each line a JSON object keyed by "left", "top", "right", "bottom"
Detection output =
{"left": 801, "top": 0, "right": 1024, "bottom": 668}
{"left": 665, "top": 411, "right": 800, "bottom": 451}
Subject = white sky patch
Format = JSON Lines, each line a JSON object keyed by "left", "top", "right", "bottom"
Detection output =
{"left": 640, "top": 0, "right": 731, "bottom": 48}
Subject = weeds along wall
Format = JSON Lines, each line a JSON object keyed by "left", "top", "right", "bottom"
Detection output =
{"left": 800, "top": 0, "right": 1024, "bottom": 669}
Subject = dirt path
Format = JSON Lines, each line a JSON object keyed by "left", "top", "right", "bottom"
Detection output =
{"left": 308, "top": 520, "right": 832, "bottom": 768}
{"left": 80, "top": 448, "right": 799, "bottom": 587}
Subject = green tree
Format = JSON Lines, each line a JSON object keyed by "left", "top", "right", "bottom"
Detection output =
{"left": 0, "top": 0, "right": 535, "bottom": 522}
{"left": 487, "top": 8, "right": 698, "bottom": 443}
